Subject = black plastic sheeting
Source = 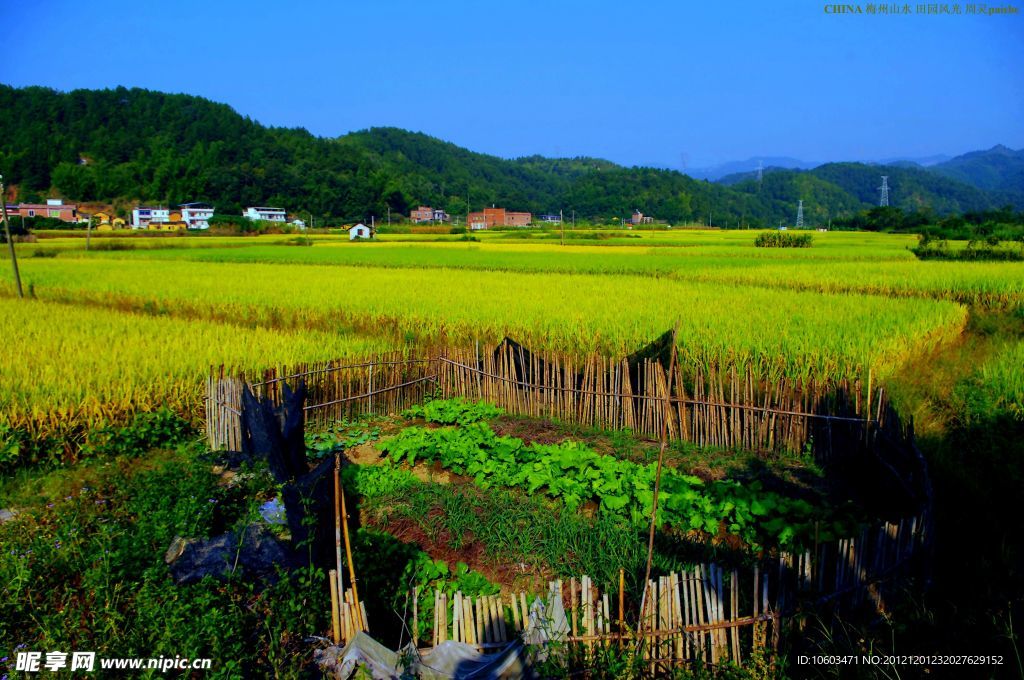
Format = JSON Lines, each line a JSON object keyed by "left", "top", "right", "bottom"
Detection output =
{"left": 491, "top": 330, "right": 677, "bottom": 395}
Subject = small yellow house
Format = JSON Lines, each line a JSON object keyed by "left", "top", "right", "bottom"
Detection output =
{"left": 148, "top": 211, "right": 186, "bottom": 231}
{"left": 93, "top": 212, "right": 113, "bottom": 231}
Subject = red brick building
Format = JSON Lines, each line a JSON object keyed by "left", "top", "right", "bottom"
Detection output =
{"left": 13, "top": 199, "right": 79, "bottom": 223}
{"left": 410, "top": 206, "right": 433, "bottom": 223}
{"left": 467, "top": 207, "right": 532, "bottom": 230}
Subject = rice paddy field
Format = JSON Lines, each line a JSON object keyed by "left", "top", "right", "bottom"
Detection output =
{"left": 3, "top": 228, "right": 1022, "bottom": 459}
{"left": 0, "top": 297, "right": 389, "bottom": 460}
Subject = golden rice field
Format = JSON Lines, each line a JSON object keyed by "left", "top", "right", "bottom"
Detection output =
{"left": 5, "top": 230, "right": 1023, "bottom": 461}
{"left": 11, "top": 257, "right": 968, "bottom": 380}
{"left": 0, "top": 297, "right": 390, "bottom": 452}
{"left": 975, "top": 340, "right": 1024, "bottom": 420}
{"left": 34, "top": 234, "right": 1024, "bottom": 306}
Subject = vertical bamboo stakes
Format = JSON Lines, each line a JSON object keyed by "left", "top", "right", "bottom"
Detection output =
{"left": 336, "top": 452, "right": 364, "bottom": 632}
{"left": 464, "top": 596, "right": 476, "bottom": 645}
{"left": 475, "top": 596, "right": 485, "bottom": 646}
{"left": 510, "top": 592, "right": 522, "bottom": 633}
{"left": 730, "top": 570, "right": 741, "bottom": 665}
{"left": 412, "top": 587, "right": 419, "bottom": 648}
{"left": 570, "top": 577, "right": 579, "bottom": 640}
{"left": 329, "top": 569, "right": 341, "bottom": 645}
{"left": 681, "top": 568, "right": 693, "bottom": 660}
{"left": 618, "top": 569, "right": 625, "bottom": 649}
{"left": 496, "top": 596, "right": 508, "bottom": 642}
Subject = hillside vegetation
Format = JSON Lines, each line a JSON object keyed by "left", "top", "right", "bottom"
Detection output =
{"left": 0, "top": 85, "right": 1016, "bottom": 227}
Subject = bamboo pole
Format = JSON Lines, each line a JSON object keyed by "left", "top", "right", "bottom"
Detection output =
{"left": 642, "top": 323, "right": 680, "bottom": 607}
{"left": 329, "top": 569, "right": 341, "bottom": 644}
{"left": 337, "top": 453, "right": 364, "bottom": 632}
{"left": 619, "top": 569, "right": 625, "bottom": 650}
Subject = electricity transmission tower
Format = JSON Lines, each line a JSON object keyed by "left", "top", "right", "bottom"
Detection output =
{"left": 796, "top": 200, "right": 804, "bottom": 228}
{"left": 879, "top": 176, "right": 890, "bottom": 207}
{"left": 756, "top": 160, "right": 764, "bottom": 185}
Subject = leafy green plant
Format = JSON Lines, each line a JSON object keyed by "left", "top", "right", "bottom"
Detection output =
{"left": 80, "top": 408, "right": 192, "bottom": 459}
{"left": 379, "top": 421, "right": 860, "bottom": 549}
{"left": 401, "top": 398, "right": 503, "bottom": 425}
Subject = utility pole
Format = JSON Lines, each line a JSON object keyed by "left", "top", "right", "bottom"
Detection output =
{"left": 571, "top": 209, "right": 575, "bottom": 228}
{"left": 560, "top": 209, "right": 564, "bottom": 246}
{"left": 0, "top": 175, "right": 24, "bottom": 298}
{"left": 86, "top": 214, "right": 93, "bottom": 251}
{"left": 387, "top": 206, "right": 391, "bottom": 229}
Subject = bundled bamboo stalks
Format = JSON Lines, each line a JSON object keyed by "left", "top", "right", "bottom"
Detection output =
{"left": 329, "top": 574, "right": 369, "bottom": 645}
{"left": 428, "top": 590, "right": 519, "bottom": 648}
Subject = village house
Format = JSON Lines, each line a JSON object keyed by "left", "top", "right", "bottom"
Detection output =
{"left": 131, "top": 206, "right": 171, "bottom": 229}
{"left": 631, "top": 210, "right": 654, "bottom": 225}
{"left": 466, "top": 207, "right": 532, "bottom": 230}
{"left": 409, "top": 206, "right": 451, "bottom": 223}
{"left": 349, "top": 223, "right": 372, "bottom": 240}
{"left": 93, "top": 213, "right": 128, "bottom": 231}
{"left": 180, "top": 202, "right": 215, "bottom": 229}
{"left": 13, "top": 198, "right": 79, "bottom": 222}
{"left": 243, "top": 206, "right": 287, "bottom": 222}
{"left": 538, "top": 213, "right": 562, "bottom": 224}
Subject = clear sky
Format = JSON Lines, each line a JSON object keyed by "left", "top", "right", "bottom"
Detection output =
{"left": 1, "top": 0, "right": 1021, "bottom": 168}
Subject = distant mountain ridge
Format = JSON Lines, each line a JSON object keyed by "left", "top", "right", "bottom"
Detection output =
{"left": 929, "top": 145, "right": 1024, "bottom": 200}
{"left": 684, "top": 157, "right": 820, "bottom": 182}
{"left": 0, "top": 84, "right": 1017, "bottom": 226}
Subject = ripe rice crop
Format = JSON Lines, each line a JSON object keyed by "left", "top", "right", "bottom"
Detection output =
{"left": 9, "top": 258, "right": 968, "bottom": 383}
{"left": 973, "top": 341, "right": 1024, "bottom": 420}
{"left": 0, "top": 298, "right": 389, "bottom": 458}
{"left": 48, "top": 237, "right": 1023, "bottom": 306}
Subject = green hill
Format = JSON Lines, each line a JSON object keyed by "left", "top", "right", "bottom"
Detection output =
{"left": 928, "top": 144, "right": 1024, "bottom": 204}
{"left": 0, "top": 84, "right": 1014, "bottom": 226}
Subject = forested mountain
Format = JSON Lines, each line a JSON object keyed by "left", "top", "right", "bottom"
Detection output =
{"left": 929, "top": 145, "right": 1024, "bottom": 201}
{"left": 723, "top": 161, "right": 1017, "bottom": 217}
{"left": 0, "top": 84, "right": 1016, "bottom": 226}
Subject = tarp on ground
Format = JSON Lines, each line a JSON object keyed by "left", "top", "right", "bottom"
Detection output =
{"left": 315, "top": 593, "right": 570, "bottom": 679}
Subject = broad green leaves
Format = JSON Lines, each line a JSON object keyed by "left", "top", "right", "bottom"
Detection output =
{"left": 379, "top": 415, "right": 860, "bottom": 550}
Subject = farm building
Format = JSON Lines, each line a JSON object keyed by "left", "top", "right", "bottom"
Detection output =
{"left": 631, "top": 210, "right": 653, "bottom": 225}
{"left": 180, "top": 202, "right": 215, "bottom": 230}
{"left": 410, "top": 206, "right": 450, "bottom": 223}
{"left": 12, "top": 199, "right": 79, "bottom": 223}
{"left": 243, "top": 206, "right": 287, "bottom": 222}
{"left": 466, "top": 207, "right": 532, "bottom": 230}
{"left": 349, "top": 223, "right": 372, "bottom": 240}
{"left": 94, "top": 214, "right": 127, "bottom": 231}
{"left": 132, "top": 206, "right": 170, "bottom": 229}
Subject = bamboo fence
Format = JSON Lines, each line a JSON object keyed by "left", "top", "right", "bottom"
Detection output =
{"left": 206, "top": 346, "right": 933, "bottom": 669}
{"left": 206, "top": 346, "right": 896, "bottom": 458}
{"left": 408, "top": 508, "right": 925, "bottom": 669}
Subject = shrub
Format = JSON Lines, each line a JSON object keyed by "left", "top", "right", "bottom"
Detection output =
{"left": 754, "top": 231, "right": 813, "bottom": 248}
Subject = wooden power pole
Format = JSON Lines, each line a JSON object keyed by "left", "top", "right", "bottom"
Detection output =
{"left": 0, "top": 175, "right": 24, "bottom": 298}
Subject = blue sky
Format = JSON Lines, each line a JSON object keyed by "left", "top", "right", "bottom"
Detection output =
{"left": 1, "top": 0, "right": 1021, "bottom": 168}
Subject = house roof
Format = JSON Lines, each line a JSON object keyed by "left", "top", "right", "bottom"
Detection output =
{"left": 180, "top": 202, "right": 214, "bottom": 208}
